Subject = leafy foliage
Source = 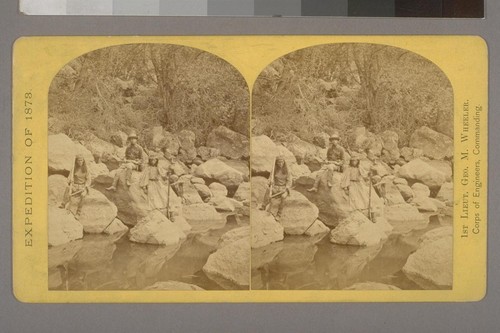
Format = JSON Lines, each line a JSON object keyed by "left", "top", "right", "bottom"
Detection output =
{"left": 252, "top": 43, "right": 453, "bottom": 145}
{"left": 49, "top": 44, "right": 249, "bottom": 145}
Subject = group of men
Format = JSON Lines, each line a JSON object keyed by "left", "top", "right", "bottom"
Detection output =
{"left": 260, "top": 131, "right": 390, "bottom": 220}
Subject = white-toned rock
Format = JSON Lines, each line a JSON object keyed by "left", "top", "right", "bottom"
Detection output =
{"left": 384, "top": 182, "right": 406, "bottom": 205}
{"left": 144, "top": 281, "right": 204, "bottom": 291}
{"left": 411, "top": 183, "right": 431, "bottom": 197}
{"left": 250, "top": 176, "right": 268, "bottom": 208}
{"left": 203, "top": 238, "right": 250, "bottom": 289}
{"left": 88, "top": 162, "right": 109, "bottom": 180}
{"left": 397, "top": 158, "right": 447, "bottom": 189}
{"left": 330, "top": 211, "right": 389, "bottom": 247}
{"left": 251, "top": 135, "right": 278, "bottom": 174}
{"left": 218, "top": 226, "right": 250, "bottom": 249}
{"left": 171, "top": 214, "right": 192, "bottom": 233}
{"left": 271, "top": 190, "right": 319, "bottom": 235}
{"left": 182, "top": 203, "right": 226, "bottom": 233}
{"left": 396, "top": 184, "right": 414, "bottom": 202}
{"left": 70, "top": 188, "right": 118, "bottom": 234}
{"left": 349, "top": 127, "right": 383, "bottom": 156}
{"left": 275, "top": 144, "right": 297, "bottom": 166}
{"left": 233, "top": 182, "right": 250, "bottom": 202}
{"left": 344, "top": 282, "right": 401, "bottom": 290}
{"left": 426, "top": 160, "right": 453, "bottom": 182}
{"left": 48, "top": 206, "right": 84, "bottom": 246}
{"left": 206, "top": 125, "right": 249, "bottom": 160}
{"left": 384, "top": 203, "right": 426, "bottom": 222}
{"left": 48, "top": 174, "right": 69, "bottom": 206}
{"left": 303, "top": 219, "right": 330, "bottom": 237}
{"left": 209, "top": 196, "right": 243, "bottom": 213}
{"left": 289, "top": 163, "right": 312, "bottom": 181}
{"left": 48, "top": 133, "right": 76, "bottom": 174}
{"left": 181, "top": 180, "right": 204, "bottom": 205}
{"left": 282, "top": 133, "right": 326, "bottom": 166}
{"left": 409, "top": 126, "right": 453, "bottom": 160}
{"left": 177, "top": 130, "right": 197, "bottom": 163}
{"left": 380, "top": 130, "right": 400, "bottom": 161}
{"left": 251, "top": 209, "right": 284, "bottom": 248}
{"left": 74, "top": 143, "right": 95, "bottom": 163}
{"left": 102, "top": 218, "right": 128, "bottom": 235}
{"left": 393, "top": 177, "right": 408, "bottom": 185}
{"left": 400, "top": 147, "right": 423, "bottom": 162}
{"left": 208, "top": 182, "right": 228, "bottom": 198}
{"left": 403, "top": 227, "right": 453, "bottom": 289}
{"left": 129, "top": 210, "right": 185, "bottom": 246}
{"left": 436, "top": 182, "right": 453, "bottom": 206}
{"left": 190, "top": 177, "right": 205, "bottom": 185}
{"left": 412, "top": 196, "right": 439, "bottom": 213}
{"left": 194, "top": 159, "right": 244, "bottom": 187}
{"left": 197, "top": 146, "right": 220, "bottom": 161}
{"left": 193, "top": 183, "right": 212, "bottom": 201}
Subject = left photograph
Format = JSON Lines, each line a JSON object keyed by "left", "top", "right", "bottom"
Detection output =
{"left": 47, "top": 44, "right": 250, "bottom": 291}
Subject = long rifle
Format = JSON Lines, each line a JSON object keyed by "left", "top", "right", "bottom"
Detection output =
{"left": 368, "top": 170, "right": 374, "bottom": 223}
{"left": 263, "top": 157, "right": 277, "bottom": 210}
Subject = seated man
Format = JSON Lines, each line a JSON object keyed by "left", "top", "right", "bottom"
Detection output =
{"left": 106, "top": 131, "right": 146, "bottom": 191}
{"left": 259, "top": 155, "right": 292, "bottom": 221}
{"left": 308, "top": 132, "right": 346, "bottom": 192}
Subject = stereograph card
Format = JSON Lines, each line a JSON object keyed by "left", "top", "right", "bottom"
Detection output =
{"left": 12, "top": 35, "right": 487, "bottom": 302}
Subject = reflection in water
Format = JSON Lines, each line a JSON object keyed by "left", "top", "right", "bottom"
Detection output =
{"left": 253, "top": 214, "right": 451, "bottom": 290}
{"left": 49, "top": 215, "right": 247, "bottom": 291}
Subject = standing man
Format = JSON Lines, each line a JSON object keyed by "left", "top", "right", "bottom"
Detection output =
{"left": 308, "top": 132, "right": 346, "bottom": 192}
{"left": 106, "top": 131, "right": 146, "bottom": 191}
{"left": 259, "top": 155, "right": 292, "bottom": 221}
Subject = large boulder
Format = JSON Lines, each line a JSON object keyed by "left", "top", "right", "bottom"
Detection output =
{"left": 197, "top": 146, "right": 220, "bottom": 161}
{"left": 208, "top": 182, "right": 228, "bottom": 198}
{"left": 436, "top": 182, "right": 453, "bottom": 206}
{"left": 303, "top": 219, "right": 331, "bottom": 237}
{"left": 194, "top": 159, "right": 244, "bottom": 187}
{"left": 269, "top": 190, "right": 319, "bottom": 235}
{"left": 129, "top": 210, "right": 185, "bottom": 246}
{"left": 93, "top": 170, "right": 150, "bottom": 226}
{"left": 397, "top": 159, "right": 447, "bottom": 189}
{"left": 88, "top": 162, "right": 109, "bottom": 181}
{"left": 193, "top": 183, "right": 212, "bottom": 201}
{"left": 250, "top": 176, "right": 269, "bottom": 208}
{"left": 217, "top": 226, "right": 250, "bottom": 249}
{"left": 411, "top": 196, "right": 439, "bottom": 213}
{"left": 48, "top": 174, "right": 68, "bottom": 206}
{"left": 182, "top": 203, "right": 226, "bottom": 233}
{"left": 48, "top": 133, "right": 76, "bottom": 174}
{"left": 74, "top": 143, "right": 95, "bottom": 163}
{"left": 329, "top": 211, "right": 392, "bottom": 247}
{"left": 380, "top": 130, "right": 400, "bottom": 161}
{"left": 48, "top": 206, "right": 84, "bottom": 246}
{"left": 251, "top": 135, "right": 278, "bottom": 174}
{"left": 223, "top": 159, "right": 250, "bottom": 182}
{"left": 206, "top": 125, "right": 249, "bottom": 160}
{"left": 426, "top": 160, "right": 453, "bottom": 182}
{"left": 396, "top": 183, "right": 414, "bottom": 202}
{"left": 348, "top": 127, "right": 383, "bottom": 156}
{"left": 69, "top": 188, "right": 118, "bottom": 233}
{"left": 251, "top": 209, "right": 284, "bottom": 248}
{"left": 203, "top": 238, "right": 250, "bottom": 289}
{"left": 81, "top": 133, "right": 125, "bottom": 171}
{"left": 400, "top": 147, "right": 423, "bottom": 162}
{"left": 403, "top": 227, "right": 453, "bottom": 289}
{"left": 384, "top": 203, "right": 428, "bottom": 233}
{"left": 282, "top": 133, "right": 326, "bottom": 167}
{"left": 102, "top": 218, "right": 129, "bottom": 235}
{"left": 144, "top": 281, "right": 204, "bottom": 291}
{"left": 301, "top": 172, "right": 352, "bottom": 227}
{"left": 411, "top": 183, "right": 431, "bottom": 197}
{"left": 275, "top": 145, "right": 297, "bottom": 166}
{"left": 177, "top": 130, "right": 197, "bottom": 163}
{"left": 384, "top": 182, "right": 406, "bottom": 205}
{"left": 289, "top": 163, "right": 312, "bottom": 182}
{"left": 409, "top": 126, "right": 453, "bottom": 160}
{"left": 209, "top": 196, "right": 243, "bottom": 213}
{"left": 233, "top": 182, "right": 250, "bottom": 202}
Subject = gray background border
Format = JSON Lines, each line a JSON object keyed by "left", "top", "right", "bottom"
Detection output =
{"left": 1, "top": 0, "right": 499, "bottom": 332}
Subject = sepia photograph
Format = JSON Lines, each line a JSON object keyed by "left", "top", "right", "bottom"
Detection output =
{"left": 251, "top": 43, "right": 454, "bottom": 291}
{"left": 47, "top": 43, "right": 250, "bottom": 291}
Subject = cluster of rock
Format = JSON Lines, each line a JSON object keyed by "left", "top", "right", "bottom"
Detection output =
{"left": 48, "top": 125, "right": 251, "bottom": 290}
{"left": 250, "top": 125, "right": 454, "bottom": 280}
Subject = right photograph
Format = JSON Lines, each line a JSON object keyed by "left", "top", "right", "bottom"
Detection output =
{"left": 250, "top": 43, "right": 454, "bottom": 291}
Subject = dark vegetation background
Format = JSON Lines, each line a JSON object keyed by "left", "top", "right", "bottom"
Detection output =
{"left": 252, "top": 43, "right": 454, "bottom": 145}
{"left": 49, "top": 43, "right": 249, "bottom": 146}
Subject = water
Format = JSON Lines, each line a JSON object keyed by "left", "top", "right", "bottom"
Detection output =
{"left": 48, "top": 214, "right": 248, "bottom": 291}
{"left": 252, "top": 214, "right": 452, "bottom": 290}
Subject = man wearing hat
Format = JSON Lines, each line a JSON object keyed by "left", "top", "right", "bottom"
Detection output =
{"left": 106, "top": 131, "right": 146, "bottom": 191}
{"left": 308, "top": 131, "right": 346, "bottom": 192}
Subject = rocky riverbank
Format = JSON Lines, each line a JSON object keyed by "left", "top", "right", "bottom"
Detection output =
{"left": 48, "top": 125, "right": 250, "bottom": 290}
{"left": 251, "top": 125, "right": 453, "bottom": 290}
